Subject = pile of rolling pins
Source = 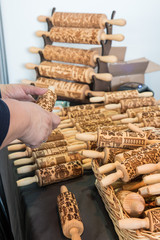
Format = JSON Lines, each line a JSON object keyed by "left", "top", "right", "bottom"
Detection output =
{"left": 23, "top": 10, "right": 126, "bottom": 101}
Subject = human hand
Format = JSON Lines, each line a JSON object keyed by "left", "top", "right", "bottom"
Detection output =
{"left": 0, "top": 84, "right": 47, "bottom": 101}
{"left": 1, "top": 99, "right": 60, "bottom": 149}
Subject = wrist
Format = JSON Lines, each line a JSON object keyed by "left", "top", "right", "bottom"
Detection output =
{"left": 1, "top": 99, "right": 31, "bottom": 145}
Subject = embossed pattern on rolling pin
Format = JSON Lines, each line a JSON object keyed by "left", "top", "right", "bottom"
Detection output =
{"left": 43, "top": 45, "right": 97, "bottom": 67}
{"left": 49, "top": 27, "right": 103, "bottom": 44}
{"left": 126, "top": 106, "right": 160, "bottom": 118}
{"left": 35, "top": 152, "right": 82, "bottom": 168}
{"left": 97, "top": 129, "right": 147, "bottom": 148}
{"left": 36, "top": 89, "right": 56, "bottom": 112}
{"left": 52, "top": 12, "right": 107, "bottom": 28}
{"left": 57, "top": 191, "right": 82, "bottom": 229}
{"left": 120, "top": 97, "right": 156, "bottom": 113}
{"left": 39, "top": 61, "right": 93, "bottom": 83}
{"left": 105, "top": 90, "right": 139, "bottom": 104}
{"left": 32, "top": 146, "right": 68, "bottom": 159}
{"left": 37, "top": 77, "right": 89, "bottom": 100}
{"left": 36, "top": 161, "right": 83, "bottom": 186}
{"left": 119, "top": 143, "right": 160, "bottom": 180}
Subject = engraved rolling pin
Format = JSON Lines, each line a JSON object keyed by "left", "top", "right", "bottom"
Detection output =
{"left": 9, "top": 143, "right": 87, "bottom": 160}
{"left": 25, "top": 62, "right": 112, "bottom": 83}
{"left": 119, "top": 208, "right": 160, "bottom": 232}
{"left": 57, "top": 185, "right": 84, "bottom": 240}
{"left": 105, "top": 97, "right": 157, "bottom": 113}
{"left": 116, "top": 190, "right": 145, "bottom": 217}
{"left": 121, "top": 111, "right": 160, "bottom": 124}
{"left": 76, "top": 129, "right": 158, "bottom": 149}
{"left": 36, "top": 86, "right": 56, "bottom": 111}
{"left": 90, "top": 90, "right": 153, "bottom": 104}
{"left": 38, "top": 12, "right": 126, "bottom": 28}
{"left": 17, "top": 160, "right": 85, "bottom": 187}
{"left": 96, "top": 145, "right": 153, "bottom": 175}
{"left": 57, "top": 103, "right": 104, "bottom": 116}
{"left": 16, "top": 153, "right": 87, "bottom": 174}
{"left": 29, "top": 46, "right": 117, "bottom": 67}
{"left": 22, "top": 79, "right": 105, "bottom": 101}
{"left": 36, "top": 27, "right": 124, "bottom": 44}
{"left": 111, "top": 105, "right": 160, "bottom": 121}
{"left": 100, "top": 143, "right": 160, "bottom": 187}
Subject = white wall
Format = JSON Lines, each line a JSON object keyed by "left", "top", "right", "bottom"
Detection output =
{"left": 1, "top": 0, "right": 160, "bottom": 98}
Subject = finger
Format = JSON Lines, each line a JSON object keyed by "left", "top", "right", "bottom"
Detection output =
{"left": 51, "top": 113, "right": 61, "bottom": 129}
{"left": 22, "top": 84, "right": 48, "bottom": 96}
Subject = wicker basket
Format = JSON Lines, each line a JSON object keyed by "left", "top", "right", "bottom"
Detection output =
{"left": 92, "top": 159, "right": 160, "bottom": 240}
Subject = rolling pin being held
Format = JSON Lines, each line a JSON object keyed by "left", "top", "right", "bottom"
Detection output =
{"left": 36, "top": 86, "right": 56, "bottom": 112}
{"left": 25, "top": 62, "right": 112, "bottom": 83}
{"left": 100, "top": 143, "right": 160, "bottom": 187}
{"left": 119, "top": 208, "right": 160, "bottom": 232}
{"left": 17, "top": 160, "right": 87, "bottom": 187}
{"left": 90, "top": 90, "right": 153, "bottom": 104}
{"left": 105, "top": 97, "right": 157, "bottom": 113}
{"left": 36, "top": 27, "right": 124, "bottom": 44}
{"left": 57, "top": 185, "right": 84, "bottom": 240}
{"left": 38, "top": 11, "right": 126, "bottom": 28}
{"left": 29, "top": 46, "right": 117, "bottom": 67}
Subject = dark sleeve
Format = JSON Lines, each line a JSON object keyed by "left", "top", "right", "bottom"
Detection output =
{"left": 0, "top": 99, "right": 10, "bottom": 146}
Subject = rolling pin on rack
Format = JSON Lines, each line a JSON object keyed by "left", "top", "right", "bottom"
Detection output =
{"left": 25, "top": 8, "right": 126, "bottom": 103}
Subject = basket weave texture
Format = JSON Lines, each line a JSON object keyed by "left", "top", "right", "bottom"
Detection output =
{"left": 92, "top": 159, "right": 160, "bottom": 240}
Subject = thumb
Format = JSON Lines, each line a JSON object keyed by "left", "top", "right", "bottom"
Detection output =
{"left": 51, "top": 113, "right": 61, "bottom": 129}
{"left": 22, "top": 84, "right": 48, "bottom": 96}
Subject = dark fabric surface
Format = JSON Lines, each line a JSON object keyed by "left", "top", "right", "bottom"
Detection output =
{"left": 0, "top": 147, "right": 119, "bottom": 240}
{"left": 0, "top": 100, "right": 10, "bottom": 146}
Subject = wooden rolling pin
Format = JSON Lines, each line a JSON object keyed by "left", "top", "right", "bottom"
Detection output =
{"left": 17, "top": 153, "right": 90, "bottom": 174}
{"left": 36, "top": 28, "right": 124, "bottom": 44}
{"left": 59, "top": 115, "right": 112, "bottom": 129}
{"left": 90, "top": 90, "right": 153, "bottom": 104}
{"left": 121, "top": 111, "right": 160, "bottom": 124}
{"left": 119, "top": 208, "right": 160, "bottom": 232}
{"left": 57, "top": 103, "right": 104, "bottom": 116}
{"left": 100, "top": 143, "right": 160, "bottom": 187}
{"left": 57, "top": 185, "right": 84, "bottom": 240}
{"left": 105, "top": 97, "right": 157, "bottom": 113}
{"left": 38, "top": 12, "right": 126, "bottom": 28}
{"left": 26, "top": 62, "right": 112, "bottom": 83}
{"left": 9, "top": 143, "right": 87, "bottom": 160}
{"left": 14, "top": 151, "right": 84, "bottom": 166}
{"left": 111, "top": 105, "right": 160, "bottom": 121}
{"left": 116, "top": 190, "right": 145, "bottom": 217}
{"left": 22, "top": 79, "right": 106, "bottom": 101}
{"left": 29, "top": 46, "right": 117, "bottom": 67}
{"left": 76, "top": 129, "right": 158, "bottom": 149}
{"left": 36, "top": 86, "right": 56, "bottom": 111}
{"left": 17, "top": 160, "right": 85, "bottom": 187}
